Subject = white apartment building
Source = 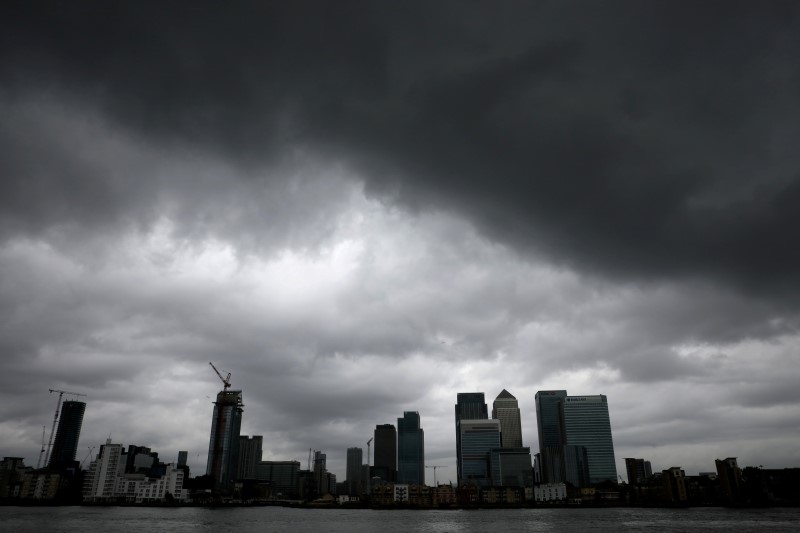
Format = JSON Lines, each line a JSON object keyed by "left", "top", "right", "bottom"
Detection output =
{"left": 534, "top": 482, "right": 567, "bottom": 502}
{"left": 83, "top": 440, "right": 186, "bottom": 503}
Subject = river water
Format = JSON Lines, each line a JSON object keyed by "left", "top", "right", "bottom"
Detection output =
{"left": 2, "top": 506, "right": 799, "bottom": 532}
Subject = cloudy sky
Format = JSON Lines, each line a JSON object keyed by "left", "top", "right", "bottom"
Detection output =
{"left": 2, "top": 1, "right": 800, "bottom": 483}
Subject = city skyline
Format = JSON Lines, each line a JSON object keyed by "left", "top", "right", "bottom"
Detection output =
{"left": 6, "top": 385, "right": 795, "bottom": 488}
{"left": 2, "top": 2, "right": 800, "bottom": 487}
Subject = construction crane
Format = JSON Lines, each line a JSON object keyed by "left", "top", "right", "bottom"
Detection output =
{"left": 43, "top": 389, "right": 87, "bottom": 468}
{"left": 209, "top": 362, "right": 231, "bottom": 392}
{"left": 36, "top": 426, "right": 46, "bottom": 469}
{"left": 426, "top": 465, "right": 448, "bottom": 487}
{"left": 79, "top": 446, "right": 96, "bottom": 469}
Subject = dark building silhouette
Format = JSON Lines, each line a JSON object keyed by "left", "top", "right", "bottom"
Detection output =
{"left": 256, "top": 460, "right": 301, "bottom": 498}
{"left": 397, "top": 412, "right": 424, "bottom": 485}
{"left": 534, "top": 390, "right": 566, "bottom": 483}
{"left": 490, "top": 447, "right": 533, "bottom": 487}
{"left": 125, "top": 445, "right": 158, "bottom": 474}
{"left": 346, "top": 447, "right": 363, "bottom": 495}
{"left": 47, "top": 401, "right": 85, "bottom": 470}
{"left": 455, "top": 392, "right": 488, "bottom": 485}
{"left": 237, "top": 435, "right": 262, "bottom": 480}
{"left": 373, "top": 424, "right": 397, "bottom": 482}
{"left": 206, "top": 390, "right": 243, "bottom": 490}
{"left": 716, "top": 457, "right": 744, "bottom": 505}
{"left": 563, "top": 444, "right": 590, "bottom": 488}
{"left": 625, "top": 457, "right": 653, "bottom": 485}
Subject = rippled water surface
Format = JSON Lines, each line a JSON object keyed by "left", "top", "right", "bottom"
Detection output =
{"left": 2, "top": 506, "right": 799, "bottom": 532}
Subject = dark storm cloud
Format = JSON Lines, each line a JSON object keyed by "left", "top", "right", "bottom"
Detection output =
{"left": 3, "top": 1, "right": 800, "bottom": 296}
{"left": 3, "top": 1, "right": 800, "bottom": 477}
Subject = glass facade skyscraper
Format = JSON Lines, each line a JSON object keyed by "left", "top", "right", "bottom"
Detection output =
{"left": 206, "top": 390, "right": 243, "bottom": 490}
{"left": 455, "top": 392, "right": 488, "bottom": 484}
{"left": 561, "top": 395, "right": 618, "bottom": 484}
{"left": 458, "top": 419, "right": 501, "bottom": 486}
{"left": 48, "top": 400, "right": 86, "bottom": 470}
{"left": 535, "top": 390, "right": 567, "bottom": 483}
{"left": 397, "top": 411, "right": 424, "bottom": 485}
{"left": 492, "top": 389, "right": 523, "bottom": 448}
{"left": 535, "top": 390, "right": 567, "bottom": 450}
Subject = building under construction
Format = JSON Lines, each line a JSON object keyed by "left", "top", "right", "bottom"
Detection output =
{"left": 206, "top": 363, "right": 243, "bottom": 491}
{"left": 48, "top": 400, "right": 86, "bottom": 470}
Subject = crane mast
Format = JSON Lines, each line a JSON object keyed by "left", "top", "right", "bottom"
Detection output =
{"left": 425, "top": 465, "right": 448, "bottom": 487}
{"left": 36, "top": 426, "right": 46, "bottom": 469}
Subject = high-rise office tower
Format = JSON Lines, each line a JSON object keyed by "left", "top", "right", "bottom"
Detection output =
{"left": 237, "top": 435, "right": 263, "bottom": 480}
{"left": 206, "top": 390, "right": 243, "bottom": 490}
{"left": 177, "top": 451, "right": 188, "bottom": 467}
{"left": 534, "top": 390, "right": 567, "bottom": 483}
{"left": 373, "top": 424, "right": 397, "bottom": 482}
{"left": 397, "top": 411, "right": 425, "bottom": 485}
{"left": 458, "top": 419, "right": 501, "bottom": 486}
{"left": 346, "top": 447, "right": 363, "bottom": 496}
{"left": 48, "top": 400, "right": 86, "bottom": 470}
{"left": 492, "top": 390, "right": 523, "bottom": 448}
{"left": 455, "top": 392, "right": 488, "bottom": 484}
{"left": 561, "top": 395, "right": 618, "bottom": 484}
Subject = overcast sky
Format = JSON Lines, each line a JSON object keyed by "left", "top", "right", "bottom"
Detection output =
{"left": 2, "top": 1, "right": 800, "bottom": 483}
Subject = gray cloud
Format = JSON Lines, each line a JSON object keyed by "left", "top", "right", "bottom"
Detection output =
{"left": 1, "top": 2, "right": 799, "bottom": 480}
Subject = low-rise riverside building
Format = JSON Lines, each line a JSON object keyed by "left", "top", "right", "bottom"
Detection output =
{"left": 535, "top": 482, "right": 567, "bottom": 503}
{"left": 20, "top": 470, "right": 63, "bottom": 500}
{"left": 480, "top": 486, "right": 524, "bottom": 504}
{"left": 432, "top": 484, "right": 457, "bottom": 506}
